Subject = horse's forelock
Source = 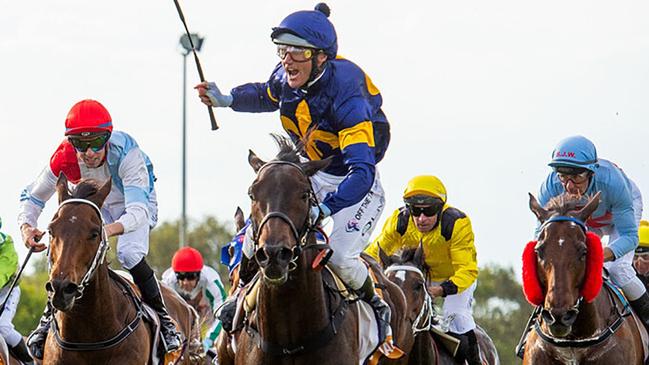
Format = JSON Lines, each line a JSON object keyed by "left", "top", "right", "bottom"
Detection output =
{"left": 545, "top": 194, "right": 590, "bottom": 216}
{"left": 70, "top": 180, "right": 101, "bottom": 199}
{"left": 271, "top": 134, "right": 303, "bottom": 164}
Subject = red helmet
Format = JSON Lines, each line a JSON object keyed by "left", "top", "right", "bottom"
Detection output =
{"left": 172, "top": 247, "right": 204, "bottom": 272}
{"left": 64, "top": 99, "right": 113, "bottom": 136}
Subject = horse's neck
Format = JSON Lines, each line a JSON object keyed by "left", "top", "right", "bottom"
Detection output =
{"left": 56, "top": 265, "right": 128, "bottom": 340}
{"left": 257, "top": 254, "right": 330, "bottom": 338}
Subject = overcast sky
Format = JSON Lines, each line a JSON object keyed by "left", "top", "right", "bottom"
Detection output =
{"left": 1, "top": 0, "right": 648, "bottom": 276}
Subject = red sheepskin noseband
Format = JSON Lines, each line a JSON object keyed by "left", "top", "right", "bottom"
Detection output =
{"left": 522, "top": 231, "right": 603, "bottom": 306}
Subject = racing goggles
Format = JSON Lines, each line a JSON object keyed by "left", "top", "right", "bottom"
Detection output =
{"left": 276, "top": 45, "right": 315, "bottom": 62}
{"left": 407, "top": 203, "right": 443, "bottom": 217}
{"left": 68, "top": 132, "right": 110, "bottom": 153}
{"left": 554, "top": 166, "right": 591, "bottom": 184}
{"left": 176, "top": 272, "right": 200, "bottom": 281}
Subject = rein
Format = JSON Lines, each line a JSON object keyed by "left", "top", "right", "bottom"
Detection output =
{"left": 385, "top": 265, "right": 436, "bottom": 334}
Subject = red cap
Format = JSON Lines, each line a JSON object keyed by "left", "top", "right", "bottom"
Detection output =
{"left": 65, "top": 99, "right": 113, "bottom": 136}
{"left": 172, "top": 247, "right": 204, "bottom": 272}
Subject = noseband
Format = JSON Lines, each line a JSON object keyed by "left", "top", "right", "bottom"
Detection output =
{"left": 385, "top": 264, "right": 436, "bottom": 334}
{"left": 49, "top": 198, "right": 109, "bottom": 299}
{"left": 249, "top": 160, "right": 320, "bottom": 270}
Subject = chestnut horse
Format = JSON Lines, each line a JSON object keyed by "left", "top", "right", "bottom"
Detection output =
{"left": 42, "top": 175, "right": 201, "bottom": 364}
{"left": 523, "top": 192, "right": 646, "bottom": 364}
{"left": 379, "top": 244, "right": 500, "bottom": 364}
{"left": 221, "top": 136, "right": 407, "bottom": 365}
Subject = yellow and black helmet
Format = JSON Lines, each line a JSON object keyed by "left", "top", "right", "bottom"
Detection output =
{"left": 403, "top": 175, "right": 447, "bottom": 206}
{"left": 637, "top": 220, "right": 649, "bottom": 254}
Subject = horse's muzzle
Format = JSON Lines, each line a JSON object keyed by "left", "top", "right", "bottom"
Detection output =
{"left": 255, "top": 245, "right": 293, "bottom": 285}
{"left": 542, "top": 307, "right": 578, "bottom": 336}
{"left": 46, "top": 279, "right": 79, "bottom": 311}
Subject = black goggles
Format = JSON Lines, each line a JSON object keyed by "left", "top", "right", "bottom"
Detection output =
{"left": 175, "top": 272, "right": 200, "bottom": 281}
{"left": 68, "top": 132, "right": 110, "bottom": 153}
{"left": 407, "top": 203, "right": 442, "bottom": 217}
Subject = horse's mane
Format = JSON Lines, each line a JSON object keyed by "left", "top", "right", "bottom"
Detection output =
{"left": 271, "top": 133, "right": 304, "bottom": 164}
{"left": 545, "top": 193, "right": 591, "bottom": 215}
{"left": 70, "top": 179, "right": 102, "bottom": 199}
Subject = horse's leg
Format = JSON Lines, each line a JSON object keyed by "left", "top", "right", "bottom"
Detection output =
{"left": 215, "top": 332, "right": 234, "bottom": 365}
{"left": 161, "top": 284, "right": 203, "bottom": 364}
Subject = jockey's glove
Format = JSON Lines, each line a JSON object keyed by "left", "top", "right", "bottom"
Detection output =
{"left": 206, "top": 82, "right": 233, "bottom": 108}
{"left": 310, "top": 203, "right": 331, "bottom": 224}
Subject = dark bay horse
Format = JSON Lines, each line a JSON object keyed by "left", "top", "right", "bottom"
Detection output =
{"left": 523, "top": 192, "right": 646, "bottom": 364}
{"left": 222, "top": 136, "right": 407, "bottom": 365}
{"left": 42, "top": 175, "right": 201, "bottom": 364}
{"left": 379, "top": 244, "right": 500, "bottom": 364}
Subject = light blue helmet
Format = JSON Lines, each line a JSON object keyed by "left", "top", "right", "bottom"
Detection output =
{"left": 270, "top": 3, "right": 338, "bottom": 59}
{"left": 548, "top": 135, "right": 599, "bottom": 172}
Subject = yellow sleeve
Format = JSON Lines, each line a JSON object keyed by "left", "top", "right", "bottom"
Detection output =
{"left": 365, "top": 209, "right": 404, "bottom": 261}
{"left": 448, "top": 216, "right": 479, "bottom": 293}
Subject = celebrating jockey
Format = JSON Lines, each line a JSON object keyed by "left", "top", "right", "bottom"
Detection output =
{"left": 18, "top": 99, "right": 182, "bottom": 359}
{"left": 365, "top": 175, "right": 481, "bottom": 365}
{"left": 0, "top": 218, "right": 33, "bottom": 364}
{"left": 536, "top": 135, "right": 647, "bottom": 322}
{"left": 161, "top": 247, "right": 227, "bottom": 351}
{"left": 195, "top": 3, "right": 392, "bottom": 344}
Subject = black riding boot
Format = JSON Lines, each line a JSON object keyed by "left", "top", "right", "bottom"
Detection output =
{"left": 26, "top": 303, "right": 52, "bottom": 360}
{"left": 130, "top": 259, "right": 182, "bottom": 352}
{"left": 450, "top": 330, "right": 480, "bottom": 365}
{"left": 630, "top": 291, "right": 649, "bottom": 328}
{"left": 9, "top": 338, "right": 34, "bottom": 364}
{"left": 358, "top": 275, "right": 392, "bottom": 344}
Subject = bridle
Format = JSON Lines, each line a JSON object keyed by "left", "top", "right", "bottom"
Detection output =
{"left": 385, "top": 264, "right": 436, "bottom": 335}
{"left": 48, "top": 198, "right": 146, "bottom": 352}
{"left": 48, "top": 198, "right": 110, "bottom": 299}
{"left": 248, "top": 160, "right": 323, "bottom": 272}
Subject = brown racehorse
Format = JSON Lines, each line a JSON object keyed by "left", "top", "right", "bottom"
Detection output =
{"left": 523, "top": 192, "right": 646, "bottom": 364}
{"left": 220, "top": 135, "right": 407, "bottom": 365}
{"left": 42, "top": 175, "right": 201, "bottom": 365}
{"left": 379, "top": 244, "right": 500, "bottom": 364}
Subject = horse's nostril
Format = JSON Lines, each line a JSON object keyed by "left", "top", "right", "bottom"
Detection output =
{"left": 63, "top": 282, "right": 79, "bottom": 295}
{"left": 45, "top": 282, "right": 54, "bottom": 293}
{"left": 279, "top": 247, "right": 293, "bottom": 262}
{"left": 541, "top": 309, "right": 555, "bottom": 324}
{"left": 562, "top": 310, "right": 578, "bottom": 325}
{"left": 256, "top": 248, "right": 269, "bottom": 265}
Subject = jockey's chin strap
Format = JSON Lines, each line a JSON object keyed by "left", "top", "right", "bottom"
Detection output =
{"left": 384, "top": 265, "right": 436, "bottom": 334}
{"left": 51, "top": 198, "right": 110, "bottom": 300}
{"left": 250, "top": 160, "right": 328, "bottom": 272}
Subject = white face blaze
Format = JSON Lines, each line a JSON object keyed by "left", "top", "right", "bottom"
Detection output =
{"left": 395, "top": 270, "right": 406, "bottom": 282}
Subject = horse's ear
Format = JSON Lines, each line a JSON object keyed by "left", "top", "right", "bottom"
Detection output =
{"left": 529, "top": 193, "right": 550, "bottom": 223}
{"left": 56, "top": 173, "right": 71, "bottom": 204}
{"left": 414, "top": 240, "right": 426, "bottom": 269}
{"left": 248, "top": 149, "right": 266, "bottom": 173}
{"left": 575, "top": 191, "right": 601, "bottom": 222}
{"left": 377, "top": 243, "right": 391, "bottom": 268}
{"left": 234, "top": 207, "right": 246, "bottom": 231}
{"left": 301, "top": 156, "right": 333, "bottom": 176}
{"left": 89, "top": 177, "right": 112, "bottom": 207}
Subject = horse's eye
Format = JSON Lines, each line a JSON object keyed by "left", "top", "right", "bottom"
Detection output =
{"left": 89, "top": 231, "right": 99, "bottom": 240}
{"left": 413, "top": 283, "right": 422, "bottom": 292}
{"left": 579, "top": 246, "right": 587, "bottom": 261}
{"left": 302, "top": 191, "right": 310, "bottom": 200}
